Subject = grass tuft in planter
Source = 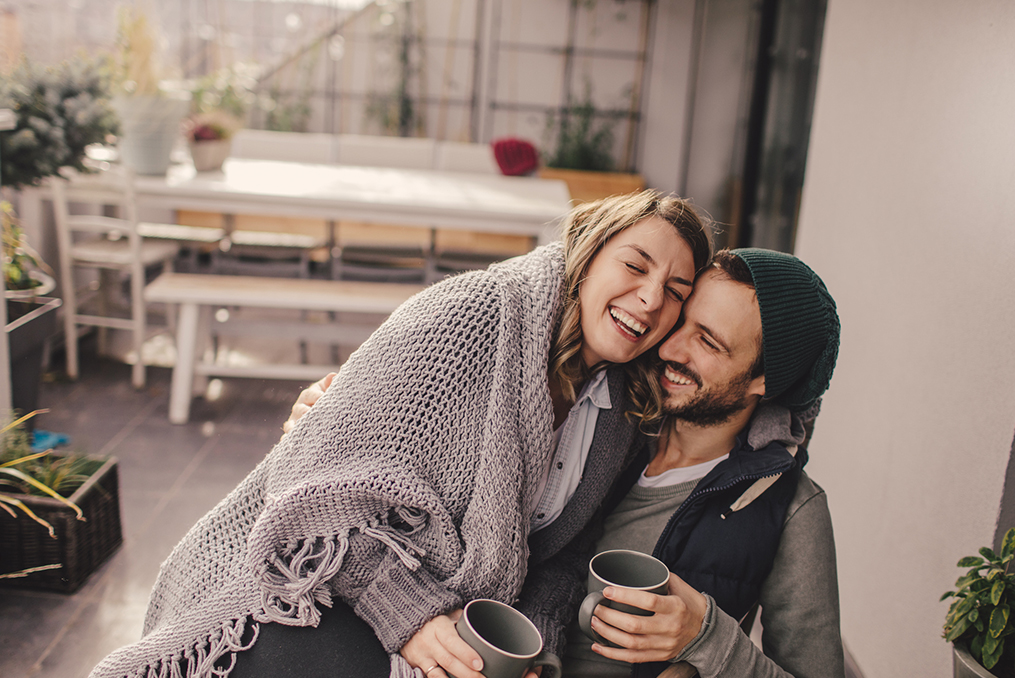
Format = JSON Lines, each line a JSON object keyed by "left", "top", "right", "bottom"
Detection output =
{"left": 0, "top": 411, "right": 122, "bottom": 592}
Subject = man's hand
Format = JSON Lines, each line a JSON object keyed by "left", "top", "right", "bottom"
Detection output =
{"left": 588, "top": 572, "right": 707, "bottom": 664}
{"left": 282, "top": 372, "right": 336, "bottom": 434}
{"left": 399, "top": 611, "right": 485, "bottom": 678}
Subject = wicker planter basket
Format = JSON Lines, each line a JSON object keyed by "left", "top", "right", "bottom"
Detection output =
{"left": 0, "top": 456, "right": 123, "bottom": 593}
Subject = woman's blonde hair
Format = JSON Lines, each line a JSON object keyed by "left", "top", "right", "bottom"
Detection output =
{"left": 549, "top": 190, "right": 713, "bottom": 420}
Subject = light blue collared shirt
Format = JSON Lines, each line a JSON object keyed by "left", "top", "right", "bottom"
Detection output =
{"left": 530, "top": 370, "right": 613, "bottom": 533}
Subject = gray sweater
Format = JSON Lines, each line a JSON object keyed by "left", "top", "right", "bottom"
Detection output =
{"left": 563, "top": 471, "right": 843, "bottom": 678}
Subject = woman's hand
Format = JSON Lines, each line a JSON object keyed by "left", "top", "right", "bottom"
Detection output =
{"left": 587, "top": 572, "right": 707, "bottom": 664}
{"left": 282, "top": 372, "right": 336, "bottom": 434}
{"left": 399, "top": 610, "right": 485, "bottom": 678}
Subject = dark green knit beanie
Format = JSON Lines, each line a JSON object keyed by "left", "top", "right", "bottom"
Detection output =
{"left": 731, "top": 248, "right": 840, "bottom": 412}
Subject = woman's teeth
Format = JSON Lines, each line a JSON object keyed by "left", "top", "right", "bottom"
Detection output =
{"left": 610, "top": 308, "right": 648, "bottom": 337}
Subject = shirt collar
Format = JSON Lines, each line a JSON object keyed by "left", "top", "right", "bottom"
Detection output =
{"left": 575, "top": 369, "right": 612, "bottom": 410}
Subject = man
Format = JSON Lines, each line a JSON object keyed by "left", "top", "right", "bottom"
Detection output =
{"left": 556, "top": 248, "right": 844, "bottom": 678}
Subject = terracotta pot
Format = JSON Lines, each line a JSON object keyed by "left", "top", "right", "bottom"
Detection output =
{"left": 190, "top": 138, "right": 232, "bottom": 172}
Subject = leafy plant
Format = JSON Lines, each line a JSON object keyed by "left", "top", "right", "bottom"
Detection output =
{"left": 0, "top": 411, "right": 87, "bottom": 539}
{"left": 942, "top": 527, "right": 1015, "bottom": 676}
{"left": 0, "top": 57, "right": 119, "bottom": 189}
{"left": 186, "top": 110, "right": 242, "bottom": 143}
{"left": 2, "top": 201, "right": 53, "bottom": 292}
{"left": 545, "top": 88, "right": 621, "bottom": 173}
{"left": 189, "top": 64, "right": 258, "bottom": 120}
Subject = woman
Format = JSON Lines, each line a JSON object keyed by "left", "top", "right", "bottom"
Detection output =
{"left": 88, "top": 191, "right": 712, "bottom": 678}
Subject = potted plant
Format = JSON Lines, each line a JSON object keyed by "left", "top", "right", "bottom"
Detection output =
{"left": 2, "top": 202, "right": 61, "bottom": 421}
{"left": 185, "top": 64, "right": 253, "bottom": 172}
{"left": 0, "top": 56, "right": 117, "bottom": 419}
{"left": 0, "top": 410, "right": 123, "bottom": 593}
{"left": 110, "top": 6, "right": 190, "bottom": 175}
{"left": 0, "top": 57, "right": 119, "bottom": 190}
{"left": 538, "top": 89, "right": 645, "bottom": 204}
{"left": 942, "top": 527, "right": 1015, "bottom": 677}
{"left": 185, "top": 110, "right": 241, "bottom": 172}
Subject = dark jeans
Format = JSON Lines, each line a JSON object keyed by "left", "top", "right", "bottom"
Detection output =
{"left": 227, "top": 600, "right": 390, "bottom": 677}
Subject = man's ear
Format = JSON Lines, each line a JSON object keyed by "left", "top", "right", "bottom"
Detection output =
{"left": 748, "top": 374, "right": 766, "bottom": 399}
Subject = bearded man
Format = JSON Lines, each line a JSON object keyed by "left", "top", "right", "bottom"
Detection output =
{"left": 556, "top": 248, "right": 844, "bottom": 678}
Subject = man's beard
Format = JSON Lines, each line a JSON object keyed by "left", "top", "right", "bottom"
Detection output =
{"left": 662, "top": 362, "right": 755, "bottom": 427}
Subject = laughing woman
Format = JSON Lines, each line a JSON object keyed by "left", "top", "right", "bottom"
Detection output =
{"left": 89, "top": 191, "right": 712, "bottom": 678}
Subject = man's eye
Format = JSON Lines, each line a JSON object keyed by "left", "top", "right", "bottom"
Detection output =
{"left": 701, "top": 336, "right": 718, "bottom": 350}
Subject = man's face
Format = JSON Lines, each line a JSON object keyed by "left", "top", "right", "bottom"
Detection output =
{"left": 656, "top": 269, "right": 766, "bottom": 426}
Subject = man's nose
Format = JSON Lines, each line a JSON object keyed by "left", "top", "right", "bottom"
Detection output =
{"left": 658, "top": 329, "right": 689, "bottom": 363}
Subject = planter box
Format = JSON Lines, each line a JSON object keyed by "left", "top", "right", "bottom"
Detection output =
{"left": 6, "top": 296, "right": 61, "bottom": 424}
{"left": 0, "top": 456, "right": 123, "bottom": 593}
{"left": 538, "top": 167, "right": 645, "bottom": 204}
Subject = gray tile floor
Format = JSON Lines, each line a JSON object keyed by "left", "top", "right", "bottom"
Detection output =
{"left": 1, "top": 348, "right": 307, "bottom": 678}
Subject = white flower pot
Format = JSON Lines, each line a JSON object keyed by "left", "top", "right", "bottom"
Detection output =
{"left": 189, "top": 138, "right": 232, "bottom": 172}
{"left": 112, "top": 93, "right": 191, "bottom": 175}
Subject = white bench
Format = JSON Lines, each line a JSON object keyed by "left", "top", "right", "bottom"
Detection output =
{"left": 145, "top": 272, "right": 425, "bottom": 424}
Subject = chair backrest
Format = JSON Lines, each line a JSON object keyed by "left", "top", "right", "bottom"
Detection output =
{"left": 51, "top": 167, "right": 140, "bottom": 242}
{"left": 51, "top": 166, "right": 145, "bottom": 281}
{"left": 231, "top": 129, "right": 335, "bottom": 164}
{"left": 433, "top": 141, "right": 499, "bottom": 174}
{"left": 335, "top": 134, "right": 436, "bottom": 169}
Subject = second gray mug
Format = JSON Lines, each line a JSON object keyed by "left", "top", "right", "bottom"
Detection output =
{"left": 578, "top": 549, "right": 670, "bottom": 646}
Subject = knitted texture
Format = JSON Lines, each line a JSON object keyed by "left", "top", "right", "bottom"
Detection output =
{"left": 732, "top": 248, "right": 840, "bottom": 412}
{"left": 89, "top": 243, "right": 566, "bottom": 678}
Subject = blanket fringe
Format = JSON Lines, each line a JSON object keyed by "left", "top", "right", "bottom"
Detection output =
{"left": 136, "top": 618, "right": 257, "bottom": 678}
{"left": 256, "top": 518, "right": 426, "bottom": 626}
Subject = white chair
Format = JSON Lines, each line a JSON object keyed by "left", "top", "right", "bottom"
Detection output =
{"left": 433, "top": 141, "right": 499, "bottom": 174}
{"left": 52, "top": 168, "right": 180, "bottom": 388}
{"left": 335, "top": 134, "right": 436, "bottom": 169}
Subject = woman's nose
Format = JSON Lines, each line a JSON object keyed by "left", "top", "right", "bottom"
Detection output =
{"left": 638, "top": 281, "right": 665, "bottom": 310}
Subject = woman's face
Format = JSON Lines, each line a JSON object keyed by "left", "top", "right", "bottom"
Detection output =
{"left": 578, "top": 215, "right": 696, "bottom": 368}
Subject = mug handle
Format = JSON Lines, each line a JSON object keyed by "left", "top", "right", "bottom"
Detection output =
{"left": 578, "top": 591, "right": 608, "bottom": 644}
{"left": 531, "top": 651, "right": 562, "bottom": 678}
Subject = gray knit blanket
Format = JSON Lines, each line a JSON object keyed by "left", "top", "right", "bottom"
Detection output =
{"left": 90, "top": 243, "right": 566, "bottom": 678}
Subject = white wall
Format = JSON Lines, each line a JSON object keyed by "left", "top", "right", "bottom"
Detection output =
{"left": 794, "top": 2, "right": 1015, "bottom": 676}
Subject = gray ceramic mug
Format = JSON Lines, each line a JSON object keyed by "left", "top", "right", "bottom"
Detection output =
{"left": 578, "top": 549, "right": 671, "bottom": 646}
{"left": 453, "top": 599, "right": 562, "bottom": 678}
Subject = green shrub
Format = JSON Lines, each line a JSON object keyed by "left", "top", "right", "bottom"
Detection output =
{"left": 943, "top": 527, "right": 1015, "bottom": 675}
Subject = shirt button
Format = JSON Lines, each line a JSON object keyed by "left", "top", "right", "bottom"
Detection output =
{"left": 537, "top": 513, "right": 545, "bottom": 519}
{"left": 556, "top": 462, "right": 564, "bottom": 470}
